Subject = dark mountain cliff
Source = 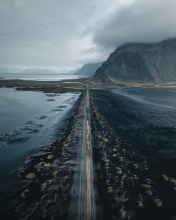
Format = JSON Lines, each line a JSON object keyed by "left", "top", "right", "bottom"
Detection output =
{"left": 91, "top": 39, "right": 176, "bottom": 83}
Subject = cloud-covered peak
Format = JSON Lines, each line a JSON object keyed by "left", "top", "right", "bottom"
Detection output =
{"left": 92, "top": 0, "right": 176, "bottom": 49}
{"left": 0, "top": 0, "right": 175, "bottom": 71}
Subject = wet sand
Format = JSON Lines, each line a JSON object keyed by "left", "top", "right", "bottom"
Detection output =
{"left": 1, "top": 86, "right": 96, "bottom": 220}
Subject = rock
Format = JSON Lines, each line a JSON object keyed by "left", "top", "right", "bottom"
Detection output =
{"left": 91, "top": 39, "right": 176, "bottom": 83}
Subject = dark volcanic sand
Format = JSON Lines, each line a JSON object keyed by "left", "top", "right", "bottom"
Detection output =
{"left": 90, "top": 88, "right": 176, "bottom": 220}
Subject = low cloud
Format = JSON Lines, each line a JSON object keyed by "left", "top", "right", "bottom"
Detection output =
{"left": 92, "top": 0, "right": 176, "bottom": 49}
{"left": 0, "top": 0, "right": 176, "bottom": 70}
{"left": 80, "top": 46, "right": 99, "bottom": 55}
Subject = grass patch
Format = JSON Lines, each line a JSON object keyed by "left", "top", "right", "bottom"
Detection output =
{"left": 0, "top": 80, "right": 59, "bottom": 88}
{"left": 18, "top": 81, "right": 58, "bottom": 88}
{"left": 62, "top": 82, "right": 85, "bottom": 88}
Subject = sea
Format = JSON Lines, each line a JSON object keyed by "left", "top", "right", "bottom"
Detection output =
{"left": 0, "top": 72, "right": 82, "bottom": 81}
{"left": 0, "top": 73, "right": 82, "bottom": 205}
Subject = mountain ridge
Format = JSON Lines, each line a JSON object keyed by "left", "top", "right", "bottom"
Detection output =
{"left": 74, "top": 62, "right": 103, "bottom": 76}
{"left": 91, "top": 38, "right": 176, "bottom": 83}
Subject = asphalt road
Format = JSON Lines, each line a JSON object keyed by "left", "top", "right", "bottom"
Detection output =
{"left": 68, "top": 84, "right": 95, "bottom": 220}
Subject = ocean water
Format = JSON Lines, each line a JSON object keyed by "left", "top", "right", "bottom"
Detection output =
{"left": 0, "top": 88, "right": 80, "bottom": 194}
{"left": 0, "top": 73, "right": 83, "bottom": 81}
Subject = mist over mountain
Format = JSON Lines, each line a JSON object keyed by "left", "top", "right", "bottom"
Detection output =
{"left": 91, "top": 38, "right": 176, "bottom": 83}
{"left": 20, "top": 68, "right": 59, "bottom": 74}
{"left": 74, "top": 62, "right": 103, "bottom": 76}
{"left": 65, "top": 68, "right": 81, "bottom": 75}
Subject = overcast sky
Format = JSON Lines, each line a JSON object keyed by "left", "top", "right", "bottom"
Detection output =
{"left": 0, "top": 0, "right": 176, "bottom": 72}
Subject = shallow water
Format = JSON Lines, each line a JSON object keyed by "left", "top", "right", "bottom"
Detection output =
{"left": 0, "top": 88, "right": 80, "bottom": 194}
{"left": 0, "top": 73, "right": 83, "bottom": 81}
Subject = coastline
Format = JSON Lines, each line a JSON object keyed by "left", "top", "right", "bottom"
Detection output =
{"left": 1, "top": 79, "right": 176, "bottom": 93}
{"left": 0, "top": 79, "right": 85, "bottom": 93}
{"left": 0, "top": 91, "right": 84, "bottom": 220}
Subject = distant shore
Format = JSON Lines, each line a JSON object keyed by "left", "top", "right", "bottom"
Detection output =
{"left": 1, "top": 79, "right": 176, "bottom": 93}
{"left": 0, "top": 79, "right": 85, "bottom": 93}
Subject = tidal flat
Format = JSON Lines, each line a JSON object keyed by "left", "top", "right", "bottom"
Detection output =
{"left": 90, "top": 88, "right": 176, "bottom": 220}
{"left": 0, "top": 86, "right": 83, "bottom": 220}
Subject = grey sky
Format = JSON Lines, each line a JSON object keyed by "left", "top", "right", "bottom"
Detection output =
{"left": 0, "top": 0, "right": 176, "bottom": 72}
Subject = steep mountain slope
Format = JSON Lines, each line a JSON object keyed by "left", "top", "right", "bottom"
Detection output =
{"left": 143, "top": 39, "right": 176, "bottom": 82}
{"left": 74, "top": 62, "right": 103, "bottom": 76}
{"left": 91, "top": 39, "right": 176, "bottom": 83}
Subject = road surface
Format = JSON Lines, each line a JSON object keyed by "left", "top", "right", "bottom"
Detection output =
{"left": 68, "top": 84, "right": 95, "bottom": 220}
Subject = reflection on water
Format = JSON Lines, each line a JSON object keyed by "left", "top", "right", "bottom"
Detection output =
{"left": 0, "top": 88, "right": 80, "bottom": 194}
{"left": 0, "top": 73, "right": 83, "bottom": 81}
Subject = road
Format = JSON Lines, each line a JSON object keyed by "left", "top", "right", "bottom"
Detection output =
{"left": 68, "top": 84, "right": 95, "bottom": 220}
{"left": 86, "top": 84, "right": 94, "bottom": 220}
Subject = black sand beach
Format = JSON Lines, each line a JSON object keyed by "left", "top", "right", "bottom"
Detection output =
{"left": 90, "top": 88, "right": 176, "bottom": 220}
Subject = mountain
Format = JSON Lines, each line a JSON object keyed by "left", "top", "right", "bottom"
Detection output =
{"left": 74, "top": 62, "right": 103, "bottom": 76}
{"left": 91, "top": 38, "right": 176, "bottom": 83}
{"left": 66, "top": 68, "right": 81, "bottom": 75}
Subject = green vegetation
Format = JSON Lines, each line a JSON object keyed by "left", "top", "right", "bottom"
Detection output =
{"left": 0, "top": 80, "right": 60, "bottom": 88}
{"left": 15, "top": 81, "right": 59, "bottom": 88}
{"left": 62, "top": 82, "right": 85, "bottom": 88}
